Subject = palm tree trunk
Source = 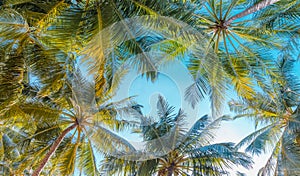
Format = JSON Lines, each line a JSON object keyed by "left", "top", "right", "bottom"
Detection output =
{"left": 225, "top": 0, "right": 280, "bottom": 25}
{"left": 32, "top": 123, "right": 77, "bottom": 176}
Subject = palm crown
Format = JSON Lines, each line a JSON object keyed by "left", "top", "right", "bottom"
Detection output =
{"left": 101, "top": 95, "right": 253, "bottom": 176}
{"left": 230, "top": 57, "right": 300, "bottom": 175}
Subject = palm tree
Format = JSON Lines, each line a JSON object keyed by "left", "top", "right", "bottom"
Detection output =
{"left": 182, "top": 0, "right": 299, "bottom": 116}
{"left": 0, "top": 0, "right": 199, "bottom": 101}
{"left": 0, "top": 58, "right": 137, "bottom": 175}
{"left": 229, "top": 57, "right": 300, "bottom": 175}
{"left": 91, "top": 0, "right": 299, "bottom": 116}
{"left": 0, "top": 1, "right": 189, "bottom": 175}
{"left": 0, "top": 2, "right": 165, "bottom": 174}
{"left": 0, "top": 0, "right": 149, "bottom": 114}
{"left": 101, "top": 95, "right": 253, "bottom": 175}
{"left": 119, "top": 0, "right": 299, "bottom": 116}
{"left": 1, "top": 0, "right": 299, "bottom": 175}
{"left": 2, "top": 0, "right": 297, "bottom": 116}
{"left": 22, "top": 69, "right": 138, "bottom": 176}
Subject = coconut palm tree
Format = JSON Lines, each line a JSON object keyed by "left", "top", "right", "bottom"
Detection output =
{"left": 0, "top": 3, "right": 167, "bottom": 173}
{"left": 229, "top": 57, "right": 300, "bottom": 175}
{"left": 22, "top": 69, "right": 138, "bottom": 176}
{"left": 0, "top": 0, "right": 152, "bottom": 114}
{"left": 181, "top": 0, "right": 299, "bottom": 116}
{"left": 94, "top": 0, "right": 300, "bottom": 116}
{"left": 0, "top": 55, "right": 138, "bottom": 175}
{"left": 0, "top": 1, "right": 191, "bottom": 175}
{"left": 2, "top": 0, "right": 300, "bottom": 110}
{"left": 101, "top": 95, "right": 253, "bottom": 175}
{"left": 1, "top": 0, "right": 299, "bottom": 175}
{"left": 2, "top": 0, "right": 297, "bottom": 116}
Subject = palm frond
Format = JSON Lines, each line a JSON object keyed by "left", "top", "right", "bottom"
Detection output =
{"left": 0, "top": 51, "right": 25, "bottom": 114}
{"left": 85, "top": 124, "right": 136, "bottom": 155}
{"left": 257, "top": 137, "right": 281, "bottom": 176}
{"left": 2, "top": 0, "right": 34, "bottom": 6}
{"left": 70, "top": 69, "right": 95, "bottom": 109}
{"left": 57, "top": 142, "right": 79, "bottom": 175}
{"left": 103, "top": 61, "right": 129, "bottom": 99}
{"left": 78, "top": 140, "right": 100, "bottom": 176}
{"left": 23, "top": 43, "right": 70, "bottom": 99}
{"left": 93, "top": 109, "right": 138, "bottom": 132}
{"left": 235, "top": 123, "right": 275, "bottom": 150}
{"left": 100, "top": 154, "right": 138, "bottom": 176}
{"left": 138, "top": 159, "right": 158, "bottom": 176}
{"left": 184, "top": 74, "right": 210, "bottom": 109}
{"left": 1, "top": 133, "right": 19, "bottom": 160}
{"left": 181, "top": 115, "right": 231, "bottom": 149}
{"left": 0, "top": 9, "right": 29, "bottom": 49}
{"left": 156, "top": 95, "right": 175, "bottom": 120}
{"left": 278, "top": 121, "right": 300, "bottom": 175}
{"left": 245, "top": 125, "right": 282, "bottom": 156}
{"left": 144, "top": 109, "right": 187, "bottom": 155}
{"left": 20, "top": 102, "right": 61, "bottom": 123}
{"left": 34, "top": 1, "right": 69, "bottom": 32}
{"left": 254, "top": 0, "right": 300, "bottom": 30}
{"left": 189, "top": 142, "right": 253, "bottom": 175}
{"left": 36, "top": 5, "right": 84, "bottom": 52}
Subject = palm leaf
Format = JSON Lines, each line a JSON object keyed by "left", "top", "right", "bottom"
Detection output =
{"left": 189, "top": 142, "right": 253, "bottom": 169}
{"left": 181, "top": 115, "right": 231, "bottom": 150}
{"left": 2, "top": 0, "right": 34, "bottom": 6}
{"left": 36, "top": 5, "right": 84, "bottom": 52}
{"left": 85, "top": 123, "right": 136, "bottom": 155}
{"left": 138, "top": 159, "right": 158, "bottom": 176}
{"left": 23, "top": 43, "right": 70, "bottom": 99}
{"left": 57, "top": 142, "right": 79, "bottom": 175}
{"left": 0, "top": 51, "right": 25, "bottom": 114}
{"left": 184, "top": 75, "right": 210, "bottom": 109}
{"left": 100, "top": 154, "right": 138, "bottom": 175}
{"left": 78, "top": 140, "right": 100, "bottom": 176}
{"left": 257, "top": 137, "right": 281, "bottom": 176}
{"left": 0, "top": 9, "right": 29, "bottom": 49}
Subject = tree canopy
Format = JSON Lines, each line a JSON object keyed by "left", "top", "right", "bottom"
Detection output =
{"left": 0, "top": 0, "right": 299, "bottom": 175}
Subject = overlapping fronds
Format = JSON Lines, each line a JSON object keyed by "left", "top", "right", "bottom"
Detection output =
{"left": 35, "top": 5, "right": 83, "bottom": 52}
{"left": 77, "top": 140, "right": 100, "bottom": 176}
{"left": 101, "top": 97, "right": 252, "bottom": 175}
{"left": 233, "top": 54, "right": 300, "bottom": 175}
{"left": 23, "top": 43, "right": 69, "bottom": 99}
{"left": 1, "top": 0, "right": 299, "bottom": 175}
{"left": 0, "top": 9, "right": 29, "bottom": 49}
{"left": 100, "top": 154, "right": 139, "bottom": 175}
{"left": 189, "top": 142, "right": 253, "bottom": 175}
{"left": 180, "top": 115, "right": 231, "bottom": 149}
{"left": 0, "top": 51, "right": 25, "bottom": 114}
